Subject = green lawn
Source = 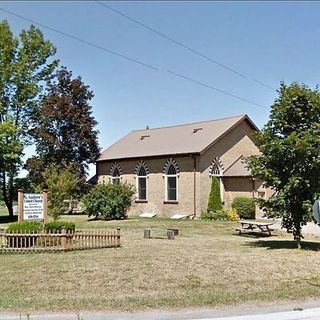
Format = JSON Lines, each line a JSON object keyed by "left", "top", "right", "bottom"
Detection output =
{"left": 0, "top": 202, "right": 18, "bottom": 225}
{"left": 0, "top": 205, "right": 8, "bottom": 216}
{"left": 0, "top": 215, "right": 320, "bottom": 312}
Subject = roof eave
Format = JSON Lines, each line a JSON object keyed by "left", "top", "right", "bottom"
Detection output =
{"left": 223, "top": 175, "right": 252, "bottom": 178}
{"left": 199, "top": 115, "right": 259, "bottom": 155}
{"left": 96, "top": 152, "right": 201, "bottom": 162}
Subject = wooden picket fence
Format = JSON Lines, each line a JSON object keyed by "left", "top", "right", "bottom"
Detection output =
{"left": 0, "top": 228, "right": 121, "bottom": 253}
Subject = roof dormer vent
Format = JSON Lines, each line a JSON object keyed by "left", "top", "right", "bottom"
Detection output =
{"left": 193, "top": 128, "right": 203, "bottom": 134}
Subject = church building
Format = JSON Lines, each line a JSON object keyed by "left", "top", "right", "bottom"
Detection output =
{"left": 96, "top": 115, "right": 267, "bottom": 217}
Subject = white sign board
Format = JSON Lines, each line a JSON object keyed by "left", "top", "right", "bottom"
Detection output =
{"left": 23, "top": 193, "right": 44, "bottom": 220}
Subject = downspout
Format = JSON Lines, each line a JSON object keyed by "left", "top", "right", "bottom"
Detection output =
{"left": 193, "top": 155, "right": 197, "bottom": 218}
{"left": 251, "top": 177, "right": 256, "bottom": 216}
{"left": 251, "top": 177, "right": 255, "bottom": 198}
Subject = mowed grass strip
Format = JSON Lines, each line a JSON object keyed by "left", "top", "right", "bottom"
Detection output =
{"left": 0, "top": 215, "right": 320, "bottom": 311}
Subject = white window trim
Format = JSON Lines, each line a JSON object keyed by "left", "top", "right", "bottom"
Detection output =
{"left": 165, "top": 174, "right": 178, "bottom": 202}
{"left": 109, "top": 162, "right": 122, "bottom": 184}
{"left": 110, "top": 176, "right": 121, "bottom": 184}
{"left": 136, "top": 175, "right": 148, "bottom": 201}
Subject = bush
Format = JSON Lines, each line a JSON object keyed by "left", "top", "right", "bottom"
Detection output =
{"left": 7, "top": 221, "right": 43, "bottom": 233}
{"left": 7, "top": 221, "right": 43, "bottom": 248}
{"left": 82, "top": 182, "right": 135, "bottom": 220}
{"left": 200, "top": 211, "right": 214, "bottom": 220}
{"left": 201, "top": 209, "right": 228, "bottom": 221}
{"left": 226, "top": 208, "right": 240, "bottom": 221}
{"left": 232, "top": 197, "right": 255, "bottom": 219}
{"left": 44, "top": 220, "right": 75, "bottom": 232}
{"left": 212, "top": 209, "right": 229, "bottom": 220}
{"left": 201, "top": 209, "right": 240, "bottom": 221}
{"left": 207, "top": 177, "right": 222, "bottom": 213}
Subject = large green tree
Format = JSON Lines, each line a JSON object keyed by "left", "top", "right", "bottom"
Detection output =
{"left": 247, "top": 83, "right": 320, "bottom": 248}
{"left": 26, "top": 67, "right": 100, "bottom": 188}
{"left": 0, "top": 20, "right": 58, "bottom": 216}
{"left": 0, "top": 121, "right": 23, "bottom": 208}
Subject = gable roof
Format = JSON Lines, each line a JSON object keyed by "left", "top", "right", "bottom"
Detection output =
{"left": 87, "top": 174, "right": 98, "bottom": 185}
{"left": 223, "top": 156, "right": 251, "bottom": 177}
{"left": 97, "top": 115, "right": 258, "bottom": 162}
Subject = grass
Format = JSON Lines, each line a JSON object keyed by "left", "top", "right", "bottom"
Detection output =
{"left": 0, "top": 203, "right": 17, "bottom": 224}
{"left": 0, "top": 204, "right": 8, "bottom": 216}
{"left": 1, "top": 215, "right": 320, "bottom": 312}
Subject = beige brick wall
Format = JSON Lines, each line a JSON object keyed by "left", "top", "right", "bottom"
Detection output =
{"left": 97, "top": 156, "right": 201, "bottom": 217}
{"left": 199, "top": 120, "right": 259, "bottom": 213}
{"left": 96, "top": 119, "right": 267, "bottom": 217}
{"left": 223, "top": 177, "right": 254, "bottom": 209}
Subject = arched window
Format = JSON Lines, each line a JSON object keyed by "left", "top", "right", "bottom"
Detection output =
{"left": 163, "top": 159, "right": 179, "bottom": 202}
{"left": 109, "top": 162, "right": 122, "bottom": 184}
{"left": 209, "top": 158, "right": 224, "bottom": 202}
{"left": 135, "top": 161, "right": 148, "bottom": 201}
{"left": 210, "top": 158, "right": 223, "bottom": 176}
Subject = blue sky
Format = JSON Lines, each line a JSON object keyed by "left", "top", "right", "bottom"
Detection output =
{"left": 1, "top": 1, "right": 320, "bottom": 177}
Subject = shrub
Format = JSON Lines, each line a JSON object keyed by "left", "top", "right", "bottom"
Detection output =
{"left": 201, "top": 209, "right": 228, "bottom": 221}
{"left": 200, "top": 211, "right": 214, "bottom": 220}
{"left": 201, "top": 209, "right": 240, "bottom": 221}
{"left": 44, "top": 221, "right": 75, "bottom": 232}
{"left": 227, "top": 208, "right": 240, "bottom": 221}
{"left": 207, "top": 177, "right": 222, "bottom": 213}
{"left": 212, "top": 209, "right": 229, "bottom": 220}
{"left": 82, "top": 182, "right": 135, "bottom": 220}
{"left": 7, "top": 221, "right": 43, "bottom": 233}
{"left": 232, "top": 197, "right": 255, "bottom": 219}
{"left": 7, "top": 221, "right": 43, "bottom": 248}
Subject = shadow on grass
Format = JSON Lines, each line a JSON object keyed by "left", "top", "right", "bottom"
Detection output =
{"left": 0, "top": 215, "right": 17, "bottom": 223}
{"left": 246, "top": 239, "right": 320, "bottom": 251}
{"left": 234, "top": 232, "right": 275, "bottom": 238}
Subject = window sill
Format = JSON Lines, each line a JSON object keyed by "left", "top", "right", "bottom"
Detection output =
{"left": 135, "top": 200, "right": 148, "bottom": 203}
{"left": 163, "top": 201, "right": 179, "bottom": 204}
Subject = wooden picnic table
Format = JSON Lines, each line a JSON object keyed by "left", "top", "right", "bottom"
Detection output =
{"left": 236, "top": 220, "right": 274, "bottom": 236}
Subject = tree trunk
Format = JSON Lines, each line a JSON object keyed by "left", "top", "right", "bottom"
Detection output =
{"left": 293, "top": 224, "right": 302, "bottom": 249}
{"left": 296, "top": 238, "right": 301, "bottom": 249}
{"left": 1, "top": 170, "right": 14, "bottom": 217}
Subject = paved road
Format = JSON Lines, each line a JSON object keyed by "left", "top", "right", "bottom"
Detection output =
{"left": 2, "top": 305, "right": 320, "bottom": 320}
{"left": 260, "top": 219, "right": 320, "bottom": 237}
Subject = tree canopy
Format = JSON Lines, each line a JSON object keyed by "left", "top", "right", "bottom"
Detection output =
{"left": 41, "top": 165, "right": 79, "bottom": 220}
{"left": 1, "top": 20, "right": 100, "bottom": 216}
{"left": 0, "top": 20, "right": 58, "bottom": 216}
{"left": 26, "top": 67, "right": 100, "bottom": 187}
{"left": 247, "top": 83, "right": 320, "bottom": 248}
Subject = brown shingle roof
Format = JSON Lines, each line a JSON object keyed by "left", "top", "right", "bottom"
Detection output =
{"left": 97, "top": 115, "right": 257, "bottom": 161}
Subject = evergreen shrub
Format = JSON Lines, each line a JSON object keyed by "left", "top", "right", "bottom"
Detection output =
{"left": 207, "top": 177, "right": 222, "bottom": 213}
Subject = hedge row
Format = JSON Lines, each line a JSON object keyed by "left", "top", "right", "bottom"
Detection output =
{"left": 7, "top": 220, "right": 75, "bottom": 233}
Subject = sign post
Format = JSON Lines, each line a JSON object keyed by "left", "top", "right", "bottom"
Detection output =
{"left": 17, "top": 189, "right": 23, "bottom": 224}
{"left": 43, "top": 189, "right": 48, "bottom": 224}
